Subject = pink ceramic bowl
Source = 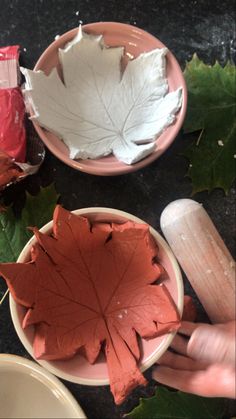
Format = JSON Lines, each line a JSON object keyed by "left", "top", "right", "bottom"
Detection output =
{"left": 10, "top": 208, "right": 183, "bottom": 386}
{"left": 32, "top": 22, "right": 187, "bottom": 176}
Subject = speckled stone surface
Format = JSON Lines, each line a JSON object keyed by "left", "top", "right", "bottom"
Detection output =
{"left": 0, "top": 1, "right": 235, "bottom": 418}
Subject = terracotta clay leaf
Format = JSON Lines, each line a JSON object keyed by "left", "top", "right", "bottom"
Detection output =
{"left": 22, "top": 27, "right": 182, "bottom": 165}
{"left": 0, "top": 150, "right": 23, "bottom": 191}
{"left": 0, "top": 206, "right": 180, "bottom": 404}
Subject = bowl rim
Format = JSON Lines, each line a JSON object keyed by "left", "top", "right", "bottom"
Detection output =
{"left": 0, "top": 353, "right": 87, "bottom": 418}
{"left": 31, "top": 21, "right": 187, "bottom": 176}
{"left": 10, "top": 207, "right": 183, "bottom": 386}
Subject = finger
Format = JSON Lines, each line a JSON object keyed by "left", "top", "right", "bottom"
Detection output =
{"left": 170, "top": 333, "right": 189, "bottom": 355}
{"left": 152, "top": 365, "right": 207, "bottom": 394}
{"left": 188, "top": 324, "right": 236, "bottom": 365}
{"left": 152, "top": 365, "right": 235, "bottom": 398}
{"left": 217, "top": 321, "right": 236, "bottom": 334}
{"left": 157, "top": 350, "right": 208, "bottom": 371}
{"left": 178, "top": 321, "right": 205, "bottom": 337}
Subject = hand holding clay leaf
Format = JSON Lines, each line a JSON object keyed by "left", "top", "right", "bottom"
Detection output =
{"left": 0, "top": 206, "right": 180, "bottom": 404}
{"left": 22, "top": 28, "right": 182, "bottom": 164}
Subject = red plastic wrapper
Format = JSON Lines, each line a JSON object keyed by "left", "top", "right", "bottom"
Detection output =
{"left": 0, "top": 45, "right": 19, "bottom": 61}
{"left": 0, "top": 45, "right": 26, "bottom": 163}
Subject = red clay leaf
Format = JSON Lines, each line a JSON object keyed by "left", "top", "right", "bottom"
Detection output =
{"left": 0, "top": 205, "right": 180, "bottom": 404}
{"left": 0, "top": 149, "right": 23, "bottom": 190}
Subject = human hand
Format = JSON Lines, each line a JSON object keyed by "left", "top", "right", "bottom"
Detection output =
{"left": 152, "top": 321, "right": 236, "bottom": 398}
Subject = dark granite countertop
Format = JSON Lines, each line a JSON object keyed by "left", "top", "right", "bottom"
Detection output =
{"left": 0, "top": 1, "right": 235, "bottom": 418}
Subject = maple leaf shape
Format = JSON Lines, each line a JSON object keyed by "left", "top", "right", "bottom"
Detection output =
{"left": 183, "top": 55, "right": 236, "bottom": 194}
{"left": 22, "top": 27, "right": 182, "bottom": 165}
{"left": 0, "top": 206, "right": 180, "bottom": 404}
{"left": 125, "top": 387, "right": 227, "bottom": 419}
{"left": 0, "top": 184, "right": 58, "bottom": 263}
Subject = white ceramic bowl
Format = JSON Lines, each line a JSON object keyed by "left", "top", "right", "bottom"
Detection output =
{"left": 10, "top": 208, "right": 183, "bottom": 386}
{"left": 0, "top": 354, "right": 86, "bottom": 418}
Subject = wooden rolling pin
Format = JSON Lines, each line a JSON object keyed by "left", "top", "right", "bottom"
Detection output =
{"left": 160, "top": 199, "right": 235, "bottom": 323}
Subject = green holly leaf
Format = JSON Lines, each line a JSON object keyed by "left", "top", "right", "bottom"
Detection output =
{"left": 183, "top": 54, "right": 236, "bottom": 194}
{"left": 0, "top": 184, "right": 58, "bottom": 263}
{"left": 125, "top": 387, "right": 226, "bottom": 419}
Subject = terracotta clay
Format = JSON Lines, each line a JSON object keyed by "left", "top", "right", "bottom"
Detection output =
{"left": 0, "top": 206, "right": 180, "bottom": 404}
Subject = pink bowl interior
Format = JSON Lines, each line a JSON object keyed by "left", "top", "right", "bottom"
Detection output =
{"left": 11, "top": 209, "right": 183, "bottom": 384}
{"left": 32, "top": 22, "right": 187, "bottom": 176}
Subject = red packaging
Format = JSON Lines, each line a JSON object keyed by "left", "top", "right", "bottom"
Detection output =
{"left": 0, "top": 45, "right": 26, "bottom": 162}
{"left": 0, "top": 45, "right": 20, "bottom": 61}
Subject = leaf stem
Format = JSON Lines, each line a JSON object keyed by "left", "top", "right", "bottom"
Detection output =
{"left": 196, "top": 129, "right": 204, "bottom": 146}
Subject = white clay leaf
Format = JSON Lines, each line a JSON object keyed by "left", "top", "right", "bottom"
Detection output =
{"left": 22, "top": 27, "right": 182, "bottom": 165}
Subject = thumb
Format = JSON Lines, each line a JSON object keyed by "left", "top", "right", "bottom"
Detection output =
{"left": 187, "top": 324, "right": 235, "bottom": 366}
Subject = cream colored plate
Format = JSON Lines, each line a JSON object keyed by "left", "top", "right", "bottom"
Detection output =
{"left": 0, "top": 354, "right": 86, "bottom": 418}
